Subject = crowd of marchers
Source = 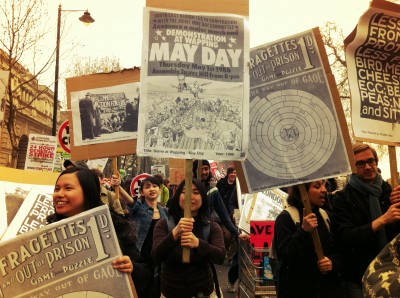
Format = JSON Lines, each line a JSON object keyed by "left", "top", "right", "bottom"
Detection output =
{"left": 46, "top": 143, "right": 400, "bottom": 298}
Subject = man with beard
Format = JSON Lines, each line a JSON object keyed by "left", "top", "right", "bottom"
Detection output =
{"left": 332, "top": 144, "right": 400, "bottom": 298}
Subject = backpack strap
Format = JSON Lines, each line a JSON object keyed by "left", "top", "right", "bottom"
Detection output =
{"left": 319, "top": 209, "right": 331, "bottom": 232}
{"left": 166, "top": 215, "right": 211, "bottom": 241}
{"left": 284, "top": 205, "right": 330, "bottom": 232}
{"left": 284, "top": 205, "right": 301, "bottom": 225}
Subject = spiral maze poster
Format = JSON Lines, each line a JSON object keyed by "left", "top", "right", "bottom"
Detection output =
{"left": 241, "top": 28, "right": 353, "bottom": 192}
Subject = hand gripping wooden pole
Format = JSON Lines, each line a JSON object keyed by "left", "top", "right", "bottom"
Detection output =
{"left": 298, "top": 184, "right": 324, "bottom": 260}
{"left": 182, "top": 159, "right": 193, "bottom": 263}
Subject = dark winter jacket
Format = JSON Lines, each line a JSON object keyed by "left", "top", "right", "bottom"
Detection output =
{"left": 332, "top": 181, "right": 400, "bottom": 285}
{"left": 274, "top": 206, "right": 344, "bottom": 298}
{"left": 152, "top": 219, "right": 225, "bottom": 298}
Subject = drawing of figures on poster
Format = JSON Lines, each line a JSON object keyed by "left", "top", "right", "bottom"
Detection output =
{"left": 138, "top": 8, "right": 249, "bottom": 160}
{"left": 345, "top": 0, "right": 400, "bottom": 144}
{"left": 0, "top": 205, "right": 134, "bottom": 298}
{"left": 242, "top": 29, "right": 352, "bottom": 192}
{"left": 71, "top": 82, "right": 140, "bottom": 146}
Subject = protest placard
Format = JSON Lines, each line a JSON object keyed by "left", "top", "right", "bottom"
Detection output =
{"left": 66, "top": 68, "right": 140, "bottom": 160}
{"left": 345, "top": 0, "right": 400, "bottom": 144}
{"left": 24, "top": 134, "right": 57, "bottom": 172}
{"left": 137, "top": 7, "right": 249, "bottom": 160}
{"left": 0, "top": 205, "right": 135, "bottom": 298}
{"left": 1, "top": 187, "right": 54, "bottom": 241}
{"left": 238, "top": 28, "right": 354, "bottom": 193}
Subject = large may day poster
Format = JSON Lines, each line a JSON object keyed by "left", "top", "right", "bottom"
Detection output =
{"left": 138, "top": 7, "right": 249, "bottom": 161}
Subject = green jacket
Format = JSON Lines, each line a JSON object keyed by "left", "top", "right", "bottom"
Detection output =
{"left": 159, "top": 184, "right": 169, "bottom": 206}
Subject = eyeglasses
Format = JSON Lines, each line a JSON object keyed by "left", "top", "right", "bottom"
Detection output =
{"left": 355, "top": 158, "right": 377, "bottom": 169}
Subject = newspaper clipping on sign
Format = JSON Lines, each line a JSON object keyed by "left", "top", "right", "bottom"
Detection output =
{"left": 24, "top": 134, "right": 57, "bottom": 172}
{"left": 238, "top": 189, "right": 286, "bottom": 234}
{"left": 70, "top": 82, "right": 140, "bottom": 146}
{"left": 138, "top": 7, "right": 249, "bottom": 160}
{"left": 0, "top": 205, "right": 134, "bottom": 298}
{"left": 241, "top": 28, "right": 352, "bottom": 192}
{"left": 345, "top": 0, "right": 400, "bottom": 144}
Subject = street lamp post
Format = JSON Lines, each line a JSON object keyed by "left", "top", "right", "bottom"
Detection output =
{"left": 52, "top": 4, "right": 95, "bottom": 136}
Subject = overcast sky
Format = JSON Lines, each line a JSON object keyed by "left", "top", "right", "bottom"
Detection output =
{"left": 46, "top": 0, "right": 371, "bottom": 70}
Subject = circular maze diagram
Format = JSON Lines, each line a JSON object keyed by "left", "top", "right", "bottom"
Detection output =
{"left": 248, "top": 89, "right": 337, "bottom": 179}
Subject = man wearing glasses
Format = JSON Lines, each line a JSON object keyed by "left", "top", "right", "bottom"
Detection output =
{"left": 332, "top": 143, "right": 400, "bottom": 298}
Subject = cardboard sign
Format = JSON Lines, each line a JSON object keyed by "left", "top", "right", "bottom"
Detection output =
{"left": 0, "top": 205, "right": 135, "bottom": 298}
{"left": 24, "top": 134, "right": 57, "bottom": 172}
{"left": 237, "top": 28, "right": 354, "bottom": 193}
{"left": 138, "top": 5, "right": 250, "bottom": 161}
{"left": 151, "top": 165, "right": 166, "bottom": 176}
{"left": 238, "top": 189, "right": 286, "bottom": 234}
{"left": 1, "top": 188, "right": 54, "bottom": 241}
{"left": 66, "top": 68, "right": 140, "bottom": 160}
{"left": 345, "top": 0, "right": 400, "bottom": 144}
{"left": 250, "top": 220, "right": 275, "bottom": 249}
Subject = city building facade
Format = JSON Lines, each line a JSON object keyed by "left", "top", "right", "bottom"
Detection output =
{"left": 0, "top": 48, "right": 58, "bottom": 168}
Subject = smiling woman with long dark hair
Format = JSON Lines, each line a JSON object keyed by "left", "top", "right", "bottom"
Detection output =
{"left": 47, "top": 167, "right": 152, "bottom": 297}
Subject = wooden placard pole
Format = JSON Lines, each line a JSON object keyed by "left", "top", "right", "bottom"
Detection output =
{"left": 388, "top": 145, "right": 398, "bottom": 188}
{"left": 245, "top": 193, "right": 258, "bottom": 224}
{"left": 182, "top": 159, "right": 193, "bottom": 263}
{"left": 112, "top": 157, "right": 120, "bottom": 201}
{"left": 298, "top": 184, "right": 324, "bottom": 261}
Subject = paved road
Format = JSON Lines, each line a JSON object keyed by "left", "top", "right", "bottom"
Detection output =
{"left": 215, "top": 260, "right": 238, "bottom": 298}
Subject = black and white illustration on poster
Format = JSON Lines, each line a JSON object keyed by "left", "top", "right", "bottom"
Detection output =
{"left": 0, "top": 182, "right": 54, "bottom": 240}
{"left": 242, "top": 29, "right": 352, "bottom": 192}
{"left": 70, "top": 82, "right": 140, "bottom": 146}
{"left": 0, "top": 205, "right": 134, "bottom": 298}
{"left": 345, "top": 1, "right": 400, "bottom": 144}
{"left": 138, "top": 7, "right": 249, "bottom": 160}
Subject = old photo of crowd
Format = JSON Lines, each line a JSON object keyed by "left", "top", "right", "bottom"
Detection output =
{"left": 71, "top": 82, "right": 140, "bottom": 147}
